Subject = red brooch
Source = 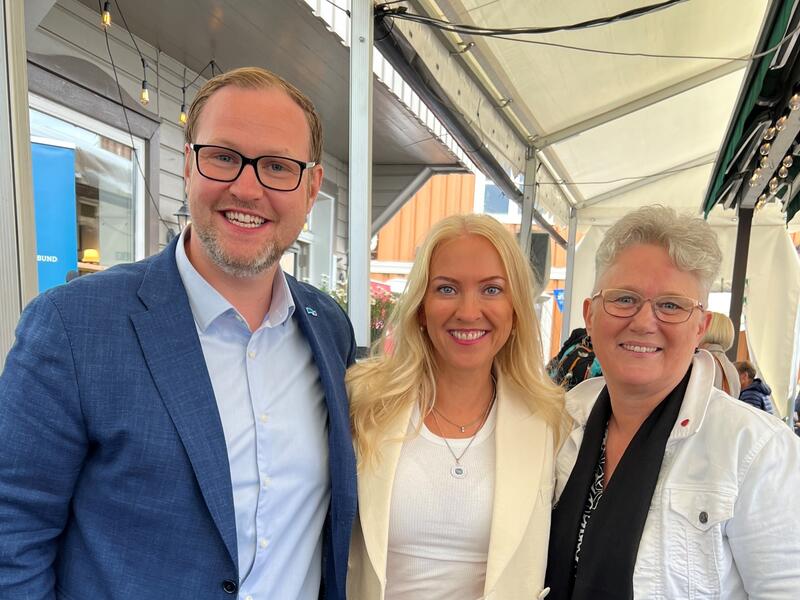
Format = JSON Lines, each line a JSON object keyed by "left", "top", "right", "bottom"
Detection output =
{"left": 680, "top": 419, "right": 690, "bottom": 427}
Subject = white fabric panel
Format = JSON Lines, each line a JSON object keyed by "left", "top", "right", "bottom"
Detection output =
{"left": 715, "top": 224, "right": 800, "bottom": 416}
{"left": 550, "top": 70, "right": 745, "bottom": 201}
{"left": 457, "top": 0, "right": 767, "bottom": 131}
{"left": 576, "top": 164, "right": 717, "bottom": 226}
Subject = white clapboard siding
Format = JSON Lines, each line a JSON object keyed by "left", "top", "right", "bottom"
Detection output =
{"left": 29, "top": 0, "right": 349, "bottom": 262}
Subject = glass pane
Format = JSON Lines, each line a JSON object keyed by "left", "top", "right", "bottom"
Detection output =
{"left": 29, "top": 109, "right": 136, "bottom": 269}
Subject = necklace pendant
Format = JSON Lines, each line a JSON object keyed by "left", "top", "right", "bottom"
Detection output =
{"left": 450, "top": 464, "right": 467, "bottom": 479}
{"left": 459, "top": 426, "right": 465, "bottom": 433}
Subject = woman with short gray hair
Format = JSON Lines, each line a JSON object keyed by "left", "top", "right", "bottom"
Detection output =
{"left": 546, "top": 205, "right": 800, "bottom": 599}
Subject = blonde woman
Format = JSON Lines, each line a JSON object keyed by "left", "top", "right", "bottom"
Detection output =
{"left": 699, "top": 311, "right": 740, "bottom": 397}
{"left": 347, "top": 214, "right": 564, "bottom": 600}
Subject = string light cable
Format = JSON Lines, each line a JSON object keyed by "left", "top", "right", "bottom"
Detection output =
{"left": 377, "top": 1, "right": 800, "bottom": 62}
{"left": 98, "top": 0, "right": 171, "bottom": 234}
{"left": 533, "top": 158, "right": 716, "bottom": 186}
{"left": 379, "top": 0, "right": 689, "bottom": 37}
{"left": 322, "top": 0, "right": 351, "bottom": 17}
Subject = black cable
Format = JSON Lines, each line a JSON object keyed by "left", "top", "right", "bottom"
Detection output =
{"left": 380, "top": 4, "right": 800, "bottom": 63}
{"left": 535, "top": 159, "right": 715, "bottom": 186}
{"left": 378, "top": 0, "right": 687, "bottom": 37}
{"left": 99, "top": 0, "right": 171, "bottom": 232}
{"left": 185, "top": 61, "right": 215, "bottom": 90}
{"left": 322, "top": 0, "right": 351, "bottom": 18}
{"left": 112, "top": 0, "right": 144, "bottom": 62}
{"left": 490, "top": 21, "right": 800, "bottom": 62}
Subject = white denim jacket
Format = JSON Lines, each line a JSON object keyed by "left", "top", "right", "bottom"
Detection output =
{"left": 555, "top": 350, "right": 800, "bottom": 599}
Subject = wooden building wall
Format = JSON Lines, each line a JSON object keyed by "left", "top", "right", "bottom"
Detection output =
{"left": 374, "top": 173, "right": 475, "bottom": 264}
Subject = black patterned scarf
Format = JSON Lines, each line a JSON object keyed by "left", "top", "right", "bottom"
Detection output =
{"left": 545, "top": 367, "right": 692, "bottom": 600}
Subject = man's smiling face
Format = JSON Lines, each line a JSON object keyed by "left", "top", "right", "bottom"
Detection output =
{"left": 183, "top": 85, "right": 321, "bottom": 279}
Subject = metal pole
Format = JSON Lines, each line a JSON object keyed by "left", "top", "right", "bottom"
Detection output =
{"left": 348, "top": 0, "right": 373, "bottom": 355}
{"left": 519, "top": 149, "right": 537, "bottom": 256}
{"left": 727, "top": 207, "right": 753, "bottom": 362}
{"left": 373, "top": 15, "right": 566, "bottom": 248}
{"left": 561, "top": 207, "right": 578, "bottom": 345}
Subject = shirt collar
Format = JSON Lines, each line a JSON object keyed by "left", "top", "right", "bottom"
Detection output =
{"left": 175, "top": 226, "right": 295, "bottom": 332}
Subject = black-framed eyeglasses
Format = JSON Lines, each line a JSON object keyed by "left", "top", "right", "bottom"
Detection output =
{"left": 591, "top": 288, "right": 704, "bottom": 324}
{"left": 190, "top": 144, "right": 316, "bottom": 192}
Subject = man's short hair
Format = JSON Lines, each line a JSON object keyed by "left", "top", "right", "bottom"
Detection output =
{"left": 184, "top": 66, "right": 323, "bottom": 163}
{"left": 735, "top": 360, "right": 757, "bottom": 380}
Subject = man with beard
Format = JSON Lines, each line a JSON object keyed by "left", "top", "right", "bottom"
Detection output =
{"left": 0, "top": 67, "right": 356, "bottom": 600}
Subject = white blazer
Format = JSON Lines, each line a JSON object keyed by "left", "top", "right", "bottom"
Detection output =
{"left": 347, "top": 371, "right": 556, "bottom": 600}
{"left": 556, "top": 350, "right": 800, "bottom": 599}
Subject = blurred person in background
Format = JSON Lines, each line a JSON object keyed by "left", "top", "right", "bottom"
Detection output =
{"left": 735, "top": 360, "right": 775, "bottom": 414}
{"left": 699, "top": 311, "right": 740, "bottom": 397}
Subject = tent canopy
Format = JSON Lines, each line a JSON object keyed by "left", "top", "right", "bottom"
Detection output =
{"left": 382, "top": 0, "right": 800, "bottom": 411}
{"left": 379, "top": 0, "right": 786, "bottom": 227}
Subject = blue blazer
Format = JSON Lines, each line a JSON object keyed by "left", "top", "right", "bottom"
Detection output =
{"left": 0, "top": 237, "right": 357, "bottom": 600}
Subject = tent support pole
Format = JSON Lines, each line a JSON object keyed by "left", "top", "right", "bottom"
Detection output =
{"left": 561, "top": 207, "right": 578, "bottom": 345}
{"left": 727, "top": 207, "right": 753, "bottom": 362}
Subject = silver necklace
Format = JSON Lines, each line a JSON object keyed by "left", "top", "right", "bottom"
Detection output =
{"left": 430, "top": 379, "right": 496, "bottom": 479}
{"left": 432, "top": 406, "right": 486, "bottom": 433}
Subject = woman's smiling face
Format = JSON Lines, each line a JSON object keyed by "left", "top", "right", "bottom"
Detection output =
{"left": 421, "top": 234, "right": 514, "bottom": 376}
{"left": 584, "top": 243, "right": 711, "bottom": 400}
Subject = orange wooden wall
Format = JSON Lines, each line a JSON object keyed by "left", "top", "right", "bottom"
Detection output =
{"left": 375, "top": 173, "right": 475, "bottom": 263}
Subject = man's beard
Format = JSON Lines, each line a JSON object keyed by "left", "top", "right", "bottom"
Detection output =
{"left": 194, "top": 220, "right": 284, "bottom": 278}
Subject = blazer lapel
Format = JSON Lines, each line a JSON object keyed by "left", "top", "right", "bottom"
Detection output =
{"left": 287, "top": 278, "right": 357, "bottom": 596}
{"left": 130, "top": 239, "right": 237, "bottom": 567}
{"left": 357, "top": 402, "right": 414, "bottom": 587}
{"left": 484, "top": 373, "right": 548, "bottom": 593}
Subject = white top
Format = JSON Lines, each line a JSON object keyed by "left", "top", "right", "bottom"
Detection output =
{"left": 176, "top": 229, "right": 329, "bottom": 600}
{"left": 385, "top": 403, "right": 497, "bottom": 600}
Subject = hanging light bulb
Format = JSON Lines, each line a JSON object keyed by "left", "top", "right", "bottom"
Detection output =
{"left": 756, "top": 193, "right": 768, "bottom": 209}
{"left": 764, "top": 126, "right": 777, "bottom": 141}
{"left": 776, "top": 115, "right": 789, "bottom": 131}
{"left": 790, "top": 93, "right": 800, "bottom": 111}
{"left": 769, "top": 177, "right": 779, "bottom": 192}
{"left": 779, "top": 165, "right": 789, "bottom": 178}
{"left": 178, "top": 84, "right": 188, "bottom": 125}
{"left": 760, "top": 142, "right": 771, "bottom": 156}
{"left": 782, "top": 155, "right": 793, "bottom": 168}
{"left": 749, "top": 169, "right": 762, "bottom": 186}
{"left": 140, "top": 80, "right": 150, "bottom": 106}
{"left": 760, "top": 156, "right": 770, "bottom": 169}
{"left": 139, "top": 58, "right": 149, "bottom": 106}
{"left": 101, "top": 1, "right": 112, "bottom": 28}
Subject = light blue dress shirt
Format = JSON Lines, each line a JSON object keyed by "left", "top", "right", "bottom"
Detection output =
{"left": 176, "top": 230, "right": 330, "bottom": 600}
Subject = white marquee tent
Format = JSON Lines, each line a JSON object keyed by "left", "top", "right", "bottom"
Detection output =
{"left": 373, "top": 0, "right": 800, "bottom": 414}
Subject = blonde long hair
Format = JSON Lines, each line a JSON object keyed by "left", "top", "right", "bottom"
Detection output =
{"left": 347, "top": 214, "right": 564, "bottom": 466}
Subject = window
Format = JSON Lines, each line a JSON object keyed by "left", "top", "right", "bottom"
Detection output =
{"left": 484, "top": 181, "right": 509, "bottom": 214}
{"left": 28, "top": 95, "right": 145, "bottom": 288}
{"left": 298, "top": 191, "right": 336, "bottom": 289}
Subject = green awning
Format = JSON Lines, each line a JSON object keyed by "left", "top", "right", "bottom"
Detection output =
{"left": 704, "top": 0, "right": 798, "bottom": 222}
